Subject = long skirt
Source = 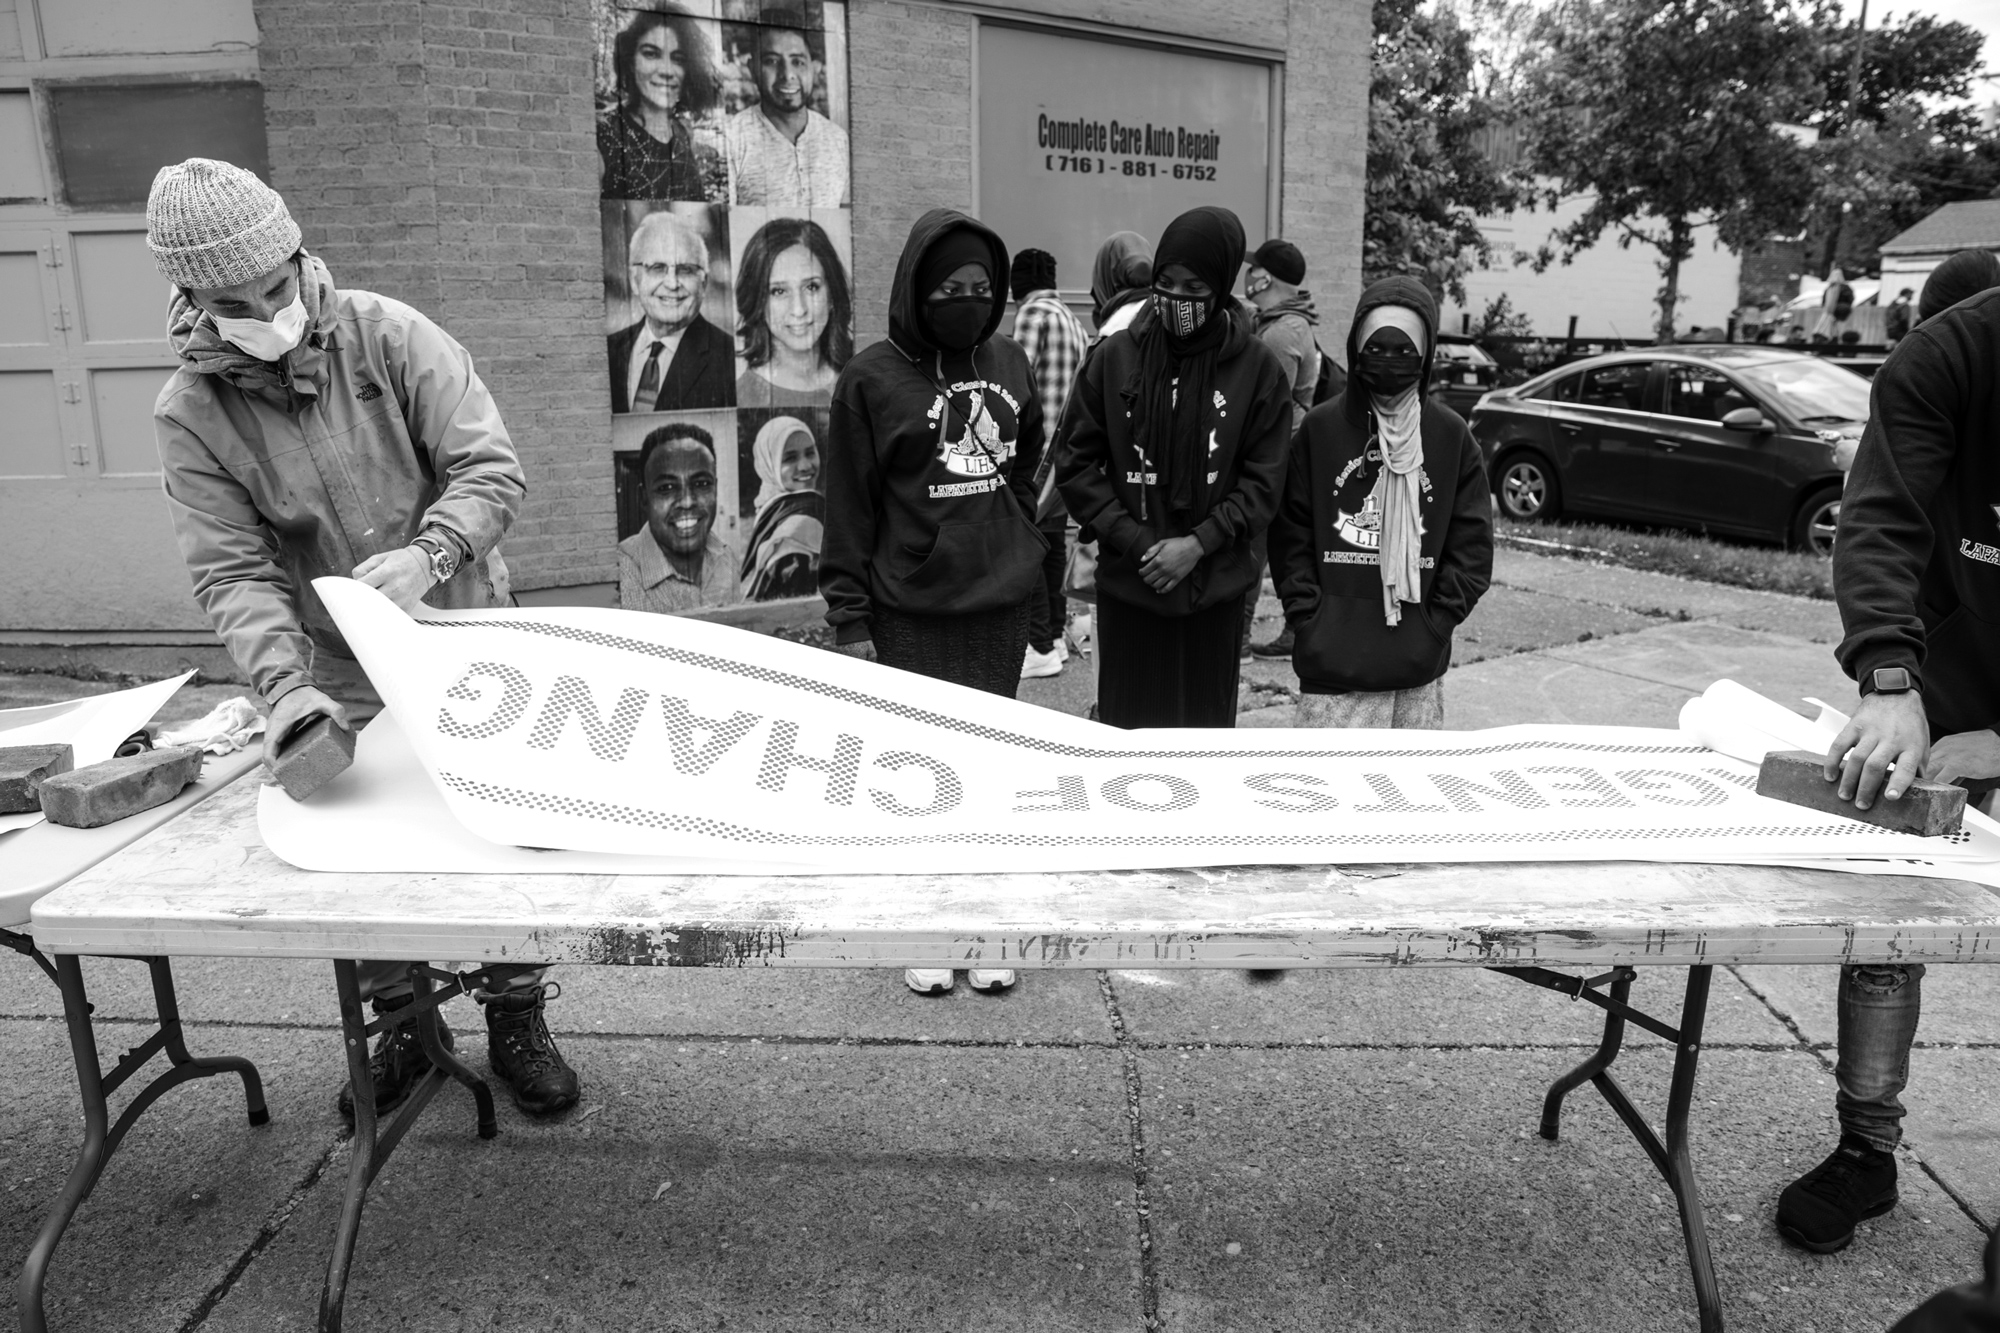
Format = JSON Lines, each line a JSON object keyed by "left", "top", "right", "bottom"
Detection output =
{"left": 1096, "top": 592, "right": 1246, "bottom": 728}
{"left": 872, "top": 600, "right": 1031, "bottom": 698}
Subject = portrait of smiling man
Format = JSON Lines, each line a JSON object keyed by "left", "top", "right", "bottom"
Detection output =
{"left": 619, "top": 422, "right": 742, "bottom": 614}
{"left": 609, "top": 209, "right": 736, "bottom": 413}
{"left": 721, "top": 13, "right": 850, "bottom": 207}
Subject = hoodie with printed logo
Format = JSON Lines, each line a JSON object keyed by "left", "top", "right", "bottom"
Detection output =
{"left": 1267, "top": 276, "right": 1493, "bottom": 694}
{"left": 1835, "top": 287, "right": 2000, "bottom": 734}
{"left": 819, "top": 210, "right": 1047, "bottom": 645}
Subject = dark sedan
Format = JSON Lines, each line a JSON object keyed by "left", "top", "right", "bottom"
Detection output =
{"left": 1467, "top": 346, "right": 1866, "bottom": 555}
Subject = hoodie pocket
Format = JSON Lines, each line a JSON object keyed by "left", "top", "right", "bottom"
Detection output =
{"left": 887, "top": 516, "right": 1049, "bottom": 615}
{"left": 1293, "top": 593, "right": 1451, "bottom": 693}
{"left": 1919, "top": 604, "right": 2000, "bottom": 735}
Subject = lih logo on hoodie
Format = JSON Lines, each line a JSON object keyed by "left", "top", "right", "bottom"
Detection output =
{"left": 927, "top": 387, "right": 1016, "bottom": 480}
{"left": 1335, "top": 491, "right": 1385, "bottom": 551}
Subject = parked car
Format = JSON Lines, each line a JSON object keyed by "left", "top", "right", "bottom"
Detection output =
{"left": 1431, "top": 336, "right": 1501, "bottom": 417}
{"left": 1467, "top": 346, "right": 1867, "bottom": 555}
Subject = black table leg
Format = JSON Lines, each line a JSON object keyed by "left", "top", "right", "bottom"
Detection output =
{"left": 1494, "top": 964, "right": 1722, "bottom": 1332}
{"left": 320, "top": 962, "right": 497, "bottom": 1333}
{"left": 15, "top": 950, "right": 268, "bottom": 1333}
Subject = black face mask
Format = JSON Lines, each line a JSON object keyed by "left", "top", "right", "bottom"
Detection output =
{"left": 1357, "top": 352, "right": 1424, "bottom": 396}
{"left": 1155, "top": 289, "right": 1211, "bottom": 339}
{"left": 925, "top": 295, "right": 991, "bottom": 352}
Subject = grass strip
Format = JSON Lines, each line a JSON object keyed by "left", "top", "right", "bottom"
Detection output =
{"left": 1497, "top": 519, "right": 1835, "bottom": 601}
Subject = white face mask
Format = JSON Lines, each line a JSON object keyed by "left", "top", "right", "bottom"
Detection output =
{"left": 212, "top": 293, "right": 308, "bottom": 362}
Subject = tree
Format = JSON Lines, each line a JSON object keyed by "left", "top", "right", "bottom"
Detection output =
{"left": 1364, "top": 0, "right": 1527, "bottom": 303}
{"left": 1516, "top": 0, "right": 1821, "bottom": 340}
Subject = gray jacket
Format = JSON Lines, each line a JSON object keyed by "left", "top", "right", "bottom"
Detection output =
{"left": 1255, "top": 291, "right": 1323, "bottom": 415}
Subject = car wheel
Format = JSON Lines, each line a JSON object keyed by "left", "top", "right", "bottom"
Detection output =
{"left": 1791, "top": 488, "right": 1841, "bottom": 557}
{"left": 1496, "top": 451, "right": 1561, "bottom": 522}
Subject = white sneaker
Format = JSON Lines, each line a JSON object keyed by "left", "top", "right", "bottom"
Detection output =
{"left": 1054, "top": 636, "right": 1071, "bottom": 664}
{"left": 1021, "top": 645, "right": 1063, "bottom": 679}
{"left": 905, "top": 968, "right": 954, "bottom": 995}
{"left": 966, "top": 969, "right": 1017, "bottom": 993}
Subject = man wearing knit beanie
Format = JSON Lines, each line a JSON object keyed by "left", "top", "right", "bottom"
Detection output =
{"left": 147, "top": 158, "right": 581, "bottom": 1122}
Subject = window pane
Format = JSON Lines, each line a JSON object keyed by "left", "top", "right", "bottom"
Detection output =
{"left": 47, "top": 82, "right": 270, "bottom": 211}
{"left": 73, "top": 232, "right": 171, "bottom": 345}
{"left": 1665, "top": 365, "right": 1755, "bottom": 422}
{"left": 0, "top": 93, "right": 44, "bottom": 203}
{"left": 40, "top": 0, "right": 256, "bottom": 58}
{"left": 1576, "top": 363, "right": 1648, "bottom": 411}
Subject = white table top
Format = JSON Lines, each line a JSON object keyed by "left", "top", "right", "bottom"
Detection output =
{"left": 28, "top": 773, "right": 2000, "bottom": 970}
{"left": 0, "top": 748, "right": 262, "bottom": 931}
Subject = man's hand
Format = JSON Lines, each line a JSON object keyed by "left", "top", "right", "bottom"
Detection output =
{"left": 1923, "top": 728, "right": 2000, "bottom": 786}
{"left": 1825, "top": 689, "right": 1929, "bottom": 810}
{"left": 262, "top": 686, "right": 351, "bottom": 769}
{"left": 835, "top": 639, "right": 877, "bottom": 662}
{"left": 353, "top": 546, "right": 435, "bottom": 611}
{"left": 1139, "top": 536, "right": 1203, "bottom": 593}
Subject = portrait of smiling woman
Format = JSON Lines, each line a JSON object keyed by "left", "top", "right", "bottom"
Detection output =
{"left": 596, "top": 4, "right": 727, "bottom": 202}
{"left": 733, "top": 213, "right": 853, "bottom": 408}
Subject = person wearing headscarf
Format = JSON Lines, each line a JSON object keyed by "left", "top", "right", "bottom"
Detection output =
{"left": 819, "top": 208, "right": 1047, "bottom": 995}
{"left": 1054, "top": 205, "right": 1292, "bottom": 728}
{"left": 1267, "top": 276, "right": 1493, "bottom": 729}
{"left": 1088, "top": 230, "right": 1153, "bottom": 340}
{"left": 739, "top": 414, "right": 824, "bottom": 601}
{"left": 1917, "top": 249, "right": 2000, "bottom": 324}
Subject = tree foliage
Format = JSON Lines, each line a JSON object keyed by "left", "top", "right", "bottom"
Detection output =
{"left": 1364, "top": 0, "right": 1526, "bottom": 304}
{"left": 1515, "top": 0, "right": 1821, "bottom": 340}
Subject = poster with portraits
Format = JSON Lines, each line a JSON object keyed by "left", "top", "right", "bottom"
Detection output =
{"left": 595, "top": 0, "right": 851, "bottom": 615}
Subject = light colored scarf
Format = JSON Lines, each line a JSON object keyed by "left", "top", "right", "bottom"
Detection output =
{"left": 1356, "top": 305, "right": 1429, "bottom": 626}
{"left": 750, "top": 415, "right": 814, "bottom": 514}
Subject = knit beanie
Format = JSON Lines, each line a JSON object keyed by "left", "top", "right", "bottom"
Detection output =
{"left": 146, "top": 158, "right": 302, "bottom": 289}
{"left": 1252, "top": 239, "right": 1305, "bottom": 286}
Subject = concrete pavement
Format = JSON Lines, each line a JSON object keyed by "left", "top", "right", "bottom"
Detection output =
{"left": 0, "top": 548, "right": 1991, "bottom": 1332}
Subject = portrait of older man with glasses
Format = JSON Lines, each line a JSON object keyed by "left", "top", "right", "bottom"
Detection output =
{"left": 608, "top": 209, "right": 736, "bottom": 413}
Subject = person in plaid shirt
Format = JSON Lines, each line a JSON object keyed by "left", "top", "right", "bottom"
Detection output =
{"left": 1010, "top": 248, "right": 1087, "bottom": 678}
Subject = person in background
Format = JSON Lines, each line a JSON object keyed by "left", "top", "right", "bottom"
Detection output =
{"left": 739, "top": 414, "right": 824, "bottom": 601}
{"left": 1817, "top": 266, "right": 1855, "bottom": 341}
{"left": 721, "top": 13, "right": 850, "bottom": 207}
{"left": 619, "top": 422, "right": 739, "bottom": 614}
{"left": 597, "top": 4, "right": 724, "bottom": 201}
{"left": 609, "top": 210, "right": 735, "bottom": 413}
{"left": 1917, "top": 249, "right": 2000, "bottom": 325}
{"left": 1781, "top": 280, "right": 2000, "bottom": 1257}
{"left": 1089, "top": 230, "right": 1153, "bottom": 340}
{"left": 1268, "top": 277, "right": 1493, "bottom": 729}
{"left": 1055, "top": 205, "right": 1292, "bottom": 729}
{"left": 1883, "top": 287, "right": 1914, "bottom": 344}
{"left": 820, "top": 208, "right": 1046, "bottom": 997}
{"left": 146, "top": 159, "right": 579, "bottom": 1120}
{"left": 1010, "top": 247, "right": 1087, "bottom": 681}
{"left": 1242, "top": 237, "right": 1325, "bottom": 662}
{"left": 734, "top": 215, "right": 851, "bottom": 408}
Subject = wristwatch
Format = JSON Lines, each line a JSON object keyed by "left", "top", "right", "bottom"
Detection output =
{"left": 1869, "top": 666, "right": 1916, "bottom": 695}
{"left": 410, "top": 533, "right": 461, "bottom": 587}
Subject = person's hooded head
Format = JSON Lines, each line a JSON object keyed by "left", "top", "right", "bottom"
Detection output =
{"left": 751, "top": 414, "right": 819, "bottom": 512}
{"left": 1089, "top": 230, "right": 1153, "bottom": 326}
{"left": 1918, "top": 249, "right": 2000, "bottom": 323}
{"left": 887, "top": 208, "right": 1009, "bottom": 358}
{"left": 1346, "top": 277, "right": 1441, "bottom": 629}
{"left": 1346, "top": 276, "right": 1438, "bottom": 412}
{"left": 1149, "top": 205, "right": 1246, "bottom": 346}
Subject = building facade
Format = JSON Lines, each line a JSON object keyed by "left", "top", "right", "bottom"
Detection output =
{"left": 0, "top": 0, "right": 1368, "bottom": 656}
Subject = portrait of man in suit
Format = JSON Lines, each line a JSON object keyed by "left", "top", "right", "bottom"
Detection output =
{"left": 609, "top": 209, "right": 735, "bottom": 413}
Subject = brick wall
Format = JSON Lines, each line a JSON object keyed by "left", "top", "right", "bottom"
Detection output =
{"left": 1281, "top": 0, "right": 1372, "bottom": 345}
{"left": 258, "top": 0, "right": 612, "bottom": 594}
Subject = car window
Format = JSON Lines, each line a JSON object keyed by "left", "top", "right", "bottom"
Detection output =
{"left": 1730, "top": 356, "right": 1872, "bottom": 426}
{"left": 1576, "top": 362, "right": 1648, "bottom": 411}
{"left": 1528, "top": 372, "right": 1579, "bottom": 403}
{"left": 1664, "top": 365, "right": 1757, "bottom": 422}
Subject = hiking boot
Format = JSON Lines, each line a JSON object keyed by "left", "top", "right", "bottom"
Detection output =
{"left": 1777, "top": 1135, "right": 1898, "bottom": 1253}
{"left": 1250, "top": 627, "right": 1295, "bottom": 659}
{"left": 336, "top": 990, "right": 451, "bottom": 1122}
{"left": 483, "top": 983, "right": 581, "bottom": 1116}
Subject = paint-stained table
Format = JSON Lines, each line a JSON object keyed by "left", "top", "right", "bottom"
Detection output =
{"left": 30, "top": 770, "right": 2000, "bottom": 1332}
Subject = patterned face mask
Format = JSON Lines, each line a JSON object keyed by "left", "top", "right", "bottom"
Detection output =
{"left": 1154, "top": 288, "right": 1209, "bottom": 339}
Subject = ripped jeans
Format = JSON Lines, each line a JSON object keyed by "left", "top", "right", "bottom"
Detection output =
{"left": 1836, "top": 962, "right": 1924, "bottom": 1153}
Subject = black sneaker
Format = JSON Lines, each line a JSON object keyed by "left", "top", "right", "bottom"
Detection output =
{"left": 483, "top": 983, "right": 581, "bottom": 1116}
{"left": 1777, "top": 1135, "right": 1898, "bottom": 1253}
{"left": 336, "top": 991, "right": 453, "bottom": 1122}
{"left": 1249, "top": 627, "right": 1295, "bottom": 659}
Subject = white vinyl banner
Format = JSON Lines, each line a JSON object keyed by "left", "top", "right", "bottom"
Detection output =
{"left": 298, "top": 579, "right": 2000, "bottom": 878}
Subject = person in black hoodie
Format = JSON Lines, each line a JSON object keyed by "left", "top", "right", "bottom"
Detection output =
{"left": 819, "top": 209, "right": 1045, "bottom": 996}
{"left": 1776, "top": 284, "right": 2000, "bottom": 1256}
{"left": 1055, "top": 206, "right": 1292, "bottom": 728}
{"left": 1268, "top": 277, "right": 1492, "bottom": 727}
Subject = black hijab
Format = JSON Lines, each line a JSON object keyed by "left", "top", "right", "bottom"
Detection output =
{"left": 1137, "top": 206, "right": 1246, "bottom": 517}
{"left": 1090, "top": 231, "right": 1153, "bottom": 326}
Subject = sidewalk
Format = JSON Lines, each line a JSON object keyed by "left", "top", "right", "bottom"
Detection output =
{"left": 0, "top": 549, "right": 1991, "bottom": 1332}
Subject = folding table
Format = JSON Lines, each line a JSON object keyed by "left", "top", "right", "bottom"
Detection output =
{"left": 0, "top": 747, "right": 265, "bottom": 1333}
{"left": 31, "top": 770, "right": 2000, "bottom": 1333}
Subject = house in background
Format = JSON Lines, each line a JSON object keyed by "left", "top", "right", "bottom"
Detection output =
{"left": 1876, "top": 199, "right": 2000, "bottom": 301}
